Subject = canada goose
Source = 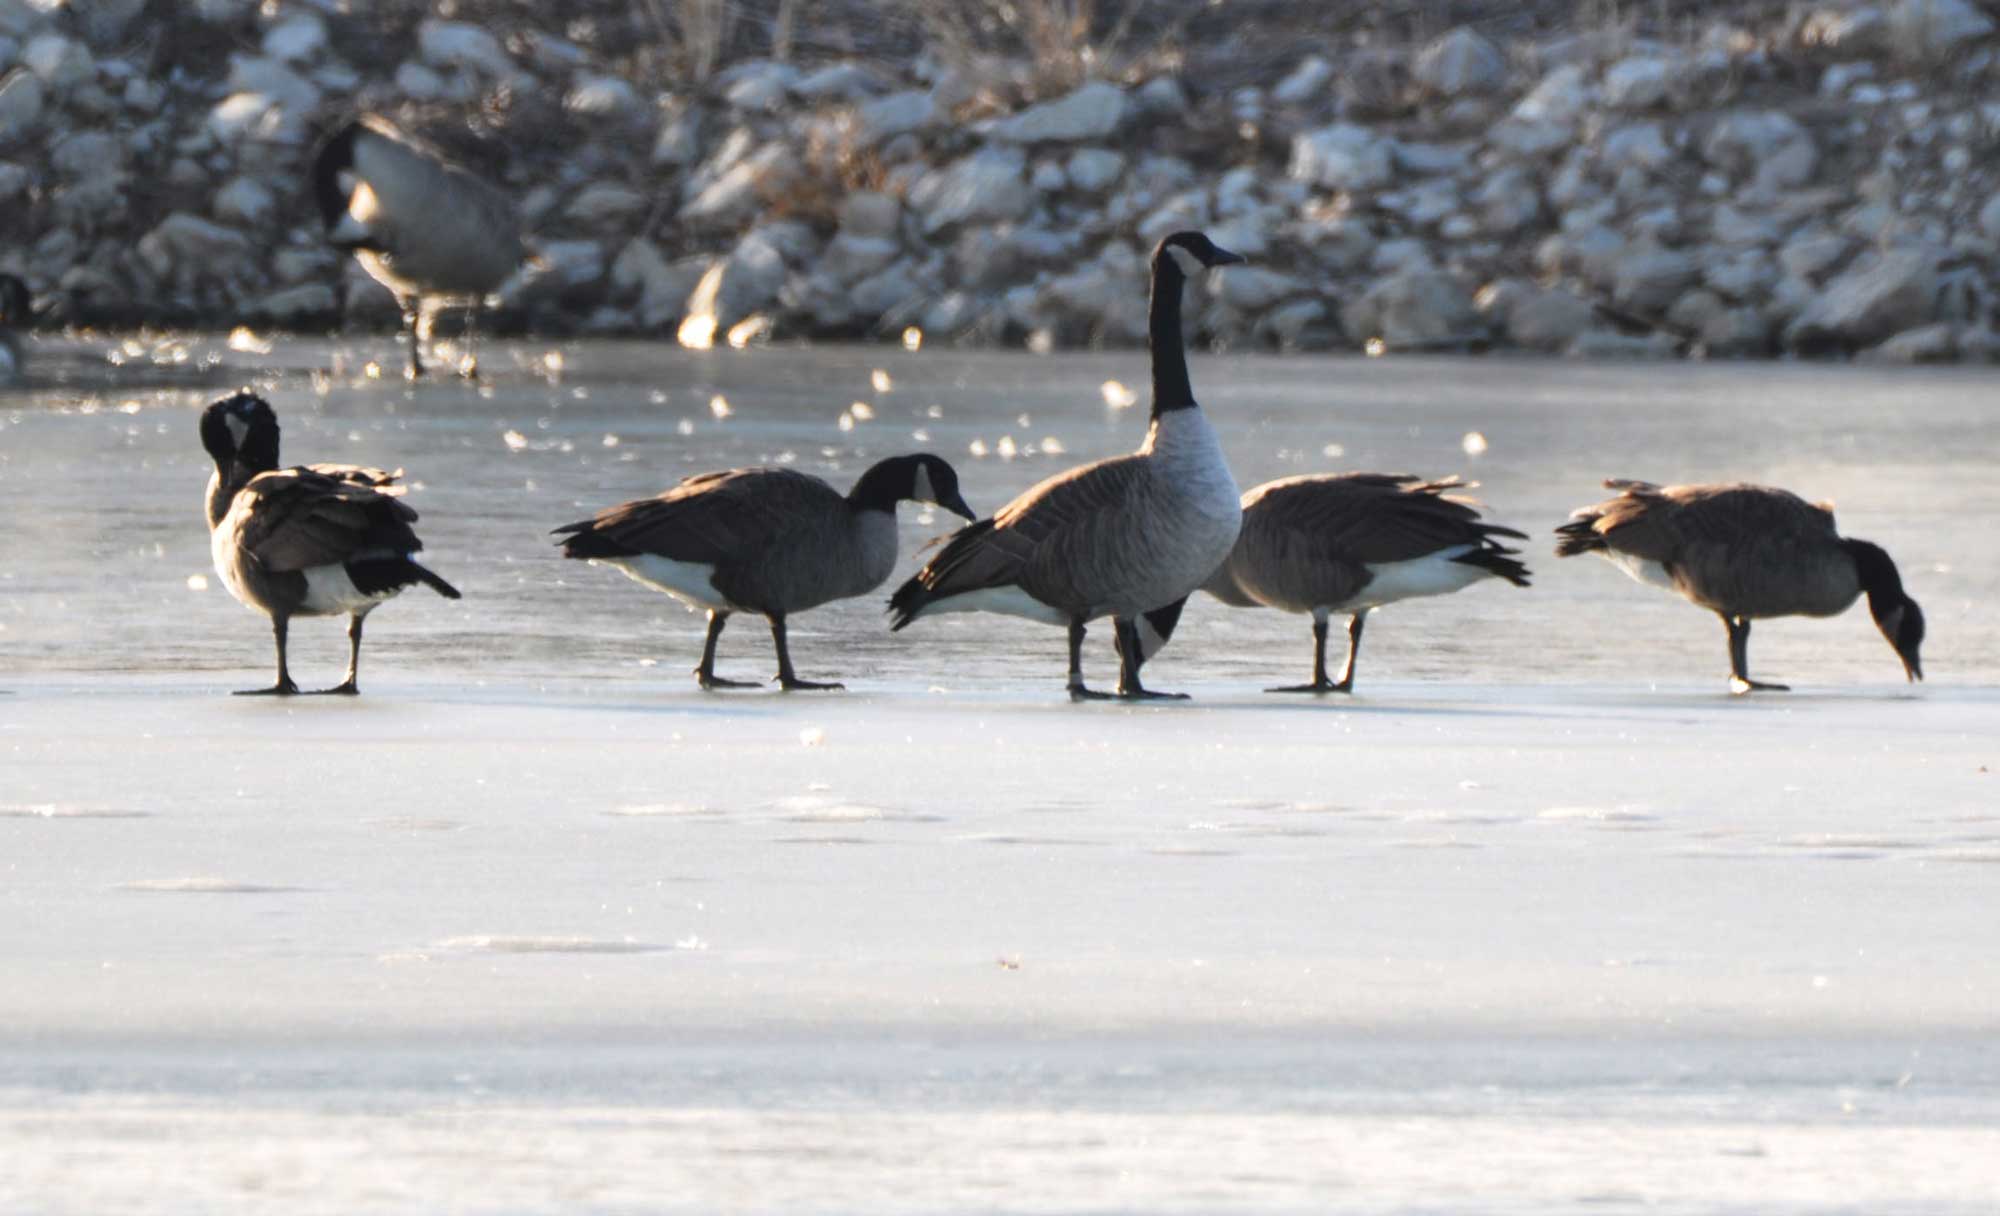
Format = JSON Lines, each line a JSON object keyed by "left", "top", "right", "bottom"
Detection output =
{"left": 1555, "top": 479, "right": 1924, "bottom": 692}
{"left": 200, "top": 391, "right": 461, "bottom": 695}
{"left": 888, "top": 231, "right": 1245, "bottom": 701}
{"left": 313, "top": 116, "right": 524, "bottom": 380}
{"left": 0, "top": 273, "right": 30, "bottom": 383}
{"left": 555, "top": 455, "right": 976, "bottom": 691}
{"left": 1203, "top": 474, "right": 1531, "bottom": 692}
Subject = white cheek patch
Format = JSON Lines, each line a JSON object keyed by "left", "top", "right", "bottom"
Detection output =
{"left": 911, "top": 464, "right": 935, "bottom": 506}
{"left": 1136, "top": 613, "right": 1171, "bottom": 661}
{"left": 224, "top": 414, "right": 249, "bottom": 449}
{"left": 1166, "top": 245, "right": 1205, "bottom": 277}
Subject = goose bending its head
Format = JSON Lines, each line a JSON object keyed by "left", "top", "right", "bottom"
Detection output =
{"left": 1555, "top": 479, "right": 1924, "bottom": 693}
{"left": 314, "top": 116, "right": 524, "bottom": 381}
{"left": 887, "top": 230, "right": 1245, "bottom": 701}
{"left": 555, "top": 454, "right": 974, "bottom": 691}
{"left": 200, "top": 390, "right": 461, "bottom": 695}
{"left": 1203, "top": 474, "right": 1531, "bottom": 693}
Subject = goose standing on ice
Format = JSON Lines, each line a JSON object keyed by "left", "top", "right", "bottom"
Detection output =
{"left": 1555, "top": 479, "right": 1924, "bottom": 692}
{"left": 201, "top": 391, "right": 461, "bottom": 695}
{"left": 313, "top": 116, "right": 524, "bottom": 380}
{"left": 555, "top": 455, "right": 976, "bottom": 691}
{"left": 0, "top": 273, "right": 31, "bottom": 383}
{"left": 888, "top": 231, "right": 1246, "bottom": 701}
{"left": 1203, "top": 474, "right": 1531, "bottom": 692}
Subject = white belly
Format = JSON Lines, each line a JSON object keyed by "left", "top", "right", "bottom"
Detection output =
{"left": 1348, "top": 546, "right": 1489, "bottom": 611}
{"left": 920, "top": 584, "right": 1069, "bottom": 625}
{"left": 300, "top": 563, "right": 402, "bottom": 616}
{"left": 211, "top": 524, "right": 257, "bottom": 612}
{"left": 1605, "top": 552, "right": 1678, "bottom": 594}
{"left": 606, "top": 555, "right": 735, "bottom": 614}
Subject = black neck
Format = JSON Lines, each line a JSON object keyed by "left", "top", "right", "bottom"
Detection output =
{"left": 846, "top": 456, "right": 910, "bottom": 514}
{"left": 1149, "top": 255, "right": 1195, "bottom": 418}
{"left": 1842, "top": 538, "right": 1904, "bottom": 609}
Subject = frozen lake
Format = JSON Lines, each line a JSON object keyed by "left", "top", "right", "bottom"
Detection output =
{"left": 3, "top": 335, "right": 1999, "bottom": 1212}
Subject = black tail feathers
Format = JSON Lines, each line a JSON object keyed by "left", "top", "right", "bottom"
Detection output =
{"left": 347, "top": 556, "right": 462, "bottom": 600}
{"left": 886, "top": 577, "right": 927, "bottom": 631}
{"left": 1455, "top": 542, "right": 1533, "bottom": 587}
{"left": 551, "top": 522, "right": 640, "bottom": 561}
{"left": 1553, "top": 516, "right": 1607, "bottom": 558}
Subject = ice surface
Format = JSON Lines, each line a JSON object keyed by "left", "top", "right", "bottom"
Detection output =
{"left": 2, "top": 336, "right": 1998, "bottom": 1212}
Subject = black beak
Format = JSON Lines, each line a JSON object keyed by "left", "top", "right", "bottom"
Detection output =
{"left": 1208, "top": 247, "right": 1245, "bottom": 267}
{"left": 943, "top": 492, "right": 977, "bottom": 522}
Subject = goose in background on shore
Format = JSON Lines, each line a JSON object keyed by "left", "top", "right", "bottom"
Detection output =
{"left": 1202, "top": 474, "right": 1531, "bottom": 692}
{"left": 0, "top": 273, "right": 31, "bottom": 383}
{"left": 200, "top": 391, "right": 461, "bottom": 695}
{"left": 555, "top": 455, "right": 975, "bottom": 691}
{"left": 1555, "top": 479, "right": 1924, "bottom": 693}
{"left": 313, "top": 115, "right": 524, "bottom": 380}
{"left": 888, "top": 231, "right": 1246, "bottom": 701}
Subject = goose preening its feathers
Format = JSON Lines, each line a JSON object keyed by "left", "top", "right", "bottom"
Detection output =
{"left": 200, "top": 391, "right": 461, "bottom": 695}
{"left": 0, "top": 273, "right": 31, "bottom": 383}
{"left": 887, "top": 231, "right": 1246, "bottom": 701}
{"left": 1203, "top": 474, "right": 1531, "bottom": 692}
{"left": 556, "top": 455, "right": 975, "bottom": 691}
{"left": 1555, "top": 479, "right": 1924, "bottom": 693}
{"left": 314, "top": 116, "right": 524, "bottom": 380}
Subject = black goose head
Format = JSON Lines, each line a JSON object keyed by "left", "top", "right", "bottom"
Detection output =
{"left": 1153, "top": 231, "right": 1245, "bottom": 281}
{"left": 199, "top": 390, "right": 282, "bottom": 474}
{"left": 850, "top": 453, "right": 976, "bottom": 520}
{"left": 0, "top": 273, "right": 30, "bottom": 326}
{"left": 312, "top": 120, "right": 365, "bottom": 234}
{"left": 1843, "top": 538, "right": 1924, "bottom": 682}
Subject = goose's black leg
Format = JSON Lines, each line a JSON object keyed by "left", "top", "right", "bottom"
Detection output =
{"left": 237, "top": 615, "right": 299, "bottom": 696}
{"left": 1725, "top": 613, "right": 1788, "bottom": 694}
{"left": 1067, "top": 615, "right": 1112, "bottom": 701}
{"left": 769, "top": 614, "right": 842, "bottom": 691}
{"left": 1269, "top": 610, "right": 1364, "bottom": 694}
{"left": 693, "top": 610, "right": 756, "bottom": 690}
{"left": 315, "top": 612, "right": 367, "bottom": 695}
{"left": 1114, "top": 616, "right": 1188, "bottom": 701}
{"left": 402, "top": 295, "right": 426, "bottom": 381}
{"left": 457, "top": 302, "right": 480, "bottom": 379}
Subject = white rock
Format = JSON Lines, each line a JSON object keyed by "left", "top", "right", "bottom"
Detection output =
{"left": 418, "top": 20, "right": 514, "bottom": 78}
{"left": 534, "top": 239, "right": 605, "bottom": 290}
{"left": 1862, "top": 320, "right": 1957, "bottom": 361}
{"left": 794, "top": 62, "right": 883, "bottom": 102}
{"left": 1473, "top": 166, "right": 1541, "bottom": 234}
{"left": 520, "top": 31, "right": 590, "bottom": 74}
{"left": 567, "top": 75, "right": 642, "bottom": 118}
{"left": 213, "top": 176, "right": 275, "bottom": 226}
{"left": 1065, "top": 148, "right": 1124, "bottom": 195}
{"left": 24, "top": 33, "right": 91, "bottom": 91}
{"left": 1031, "top": 159, "right": 1067, "bottom": 192}
{"left": 651, "top": 107, "right": 703, "bottom": 167}
{"left": 824, "top": 234, "right": 901, "bottom": 284}
{"left": 395, "top": 62, "right": 447, "bottom": 102}
{"left": 1710, "top": 205, "right": 1783, "bottom": 246}
{"left": 839, "top": 192, "right": 901, "bottom": 239}
{"left": 855, "top": 90, "right": 937, "bottom": 145}
{"left": 1613, "top": 248, "right": 1700, "bottom": 313}
{"left": 908, "top": 147, "right": 1031, "bottom": 234}
{"left": 0, "top": 68, "right": 42, "bottom": 145}
{"left": 228, "top": 55, "right": 320, "bottom": 116}
{"left": 680, "top": 144, "right": 796, "bottom": 225}
{"left": 50, "top": 129, "right": 119, "bottom": 178}
{"left": 567, "top": 182, "right": 647, "bottom": 225}
{"left": 1513, "top": 64, "right": 1591, "bottom": 125}
{"left": 136, "top": 212, "right": 253, "bottom": 278}
{"left": 1702, "top": 110, "right": 1818, "bottom": 193}
{"left": 722, "top": 60, "right": 797, "bottom": 111}
{"left": 249, "top": 283, "right": 336, "bottom": 321}
{"left": 1888, "top": 0, "right": 1994, "bottom": 57}
{"left": 1979, "top": 191, "right": 2000, "bottom": 240}
{"left": 1504, "top": 286, "right": 1599, "bottom": 351}
{"left": 923, "top": 291, "right": 985, "bottom": 337}
{"left": 850, "top": 260, "right": 923, "bottom": 318}
{"left": 1602, "top": 56, "right": 1680, "bottom": 109}
{"left": 1288, "top": 123, "right": 1394, "bottom": 191}
{"left": 1415, "top": 27, "right": 1508, "bottom": 97}
{"left": 1344, "top": 269, "right": 1483, "bottom": 348}
{"left": 1784, "top": 248, "right": 1939, "bottom": 350}
{"left": 1394, "top": 141, "right": 1473, "bottom": 177}
{"left": 1779, "top": 232, "right": 1852, "bottom": 279}
{"left": 1272, "top": 55, "right": 1333, "bottom": 105}
{"left": 988, "top": 81, "right": 1128, "bottom": 144}
{"left": 1601, "top": 122, "right": 1673, "bottom": 172}
{"left": 1487, "top": 119, "right": 1571, "bottom": 160}
{"left": 1255, "top": 298, "right": 1329, "bottom": 348}
{"left": 1134, "top": 76, "right": 1187, "bottom": 116}
{"left": 1212, "top": 266, "right": 1303, "bottom": 310}
{"left": 262, "top": 12, "right": 327, "bottom": 63}
{"left": 1704, "top": 249, "right": 1777, "bottom": 300}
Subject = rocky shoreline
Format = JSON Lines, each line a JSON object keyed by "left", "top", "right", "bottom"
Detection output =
{"left": 6, "top": 0, "right": 2000, "bottom": 361}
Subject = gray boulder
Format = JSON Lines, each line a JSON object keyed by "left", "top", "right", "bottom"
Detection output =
{"left": 1414, "top": 27, "right": 1507, "bottom": 96}
{"left": 1065, "top": 148, "right": 1124, "bottom": 195}
{"left": 1784, "top": 249, "right": 1939, "bottom": 351}
{"left": 1613, "top": 248, "right": 1700, "bottom": 313}
{"left": 0, "top": 69, "right": 43, "bottom": 145}
{"left": 1288, "top": 123, "right": 1394, "bottom": 191}
{"left": 1343, "top": 269, "right": 1483, "bottom": 348}
{"left": 988, "top": 81, "right": 1128, "bottom": 143}
{"left": 909, "top": 147, "right": 1032, "bottom": 234}
{"left": 1861, "top": 321, "right": 1957, "bottom": 361}
{"left": 1887, "top": 0, "right": 1994, "bottom": 58}
{"left": 1272, "top": 56, "right": 1333, "bottom": 105}
{"left": 1702, "top": 111, "right": 1818, "bottom": 193}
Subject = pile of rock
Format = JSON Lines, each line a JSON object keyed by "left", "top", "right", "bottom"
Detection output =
{"left": 4, "top": 0, "right": 2000, "bottom": 360}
